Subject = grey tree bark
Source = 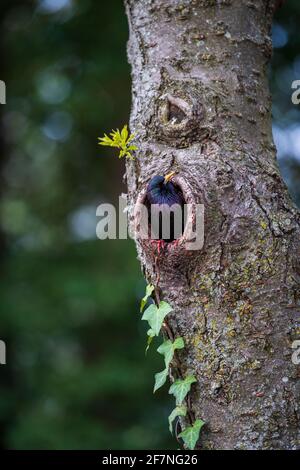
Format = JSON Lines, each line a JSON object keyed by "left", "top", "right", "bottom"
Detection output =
{"left": 124, "top": 0, "right": 300, "bottom": 450}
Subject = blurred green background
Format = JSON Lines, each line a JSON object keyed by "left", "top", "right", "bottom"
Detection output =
{"left": 0, "top": 0, "right": 299, "bottom": 450}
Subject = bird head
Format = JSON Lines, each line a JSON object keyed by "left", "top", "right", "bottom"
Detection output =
{"left": 146, "top": 172, "right": 182, "bottom": 207}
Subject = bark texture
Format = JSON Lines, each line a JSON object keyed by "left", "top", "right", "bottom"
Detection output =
{"left": 124, "top": 0, "right": 300, "bottom": 450}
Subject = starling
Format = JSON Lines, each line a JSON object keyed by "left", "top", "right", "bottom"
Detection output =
{"left": 145, "top": 172, "right": 185, "bottom": 243}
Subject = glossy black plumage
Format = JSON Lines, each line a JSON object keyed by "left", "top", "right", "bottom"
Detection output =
{"left": 145, "top": 175, "right": 185, "bottom": 242}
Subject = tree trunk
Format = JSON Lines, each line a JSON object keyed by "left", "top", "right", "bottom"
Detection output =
{"left": 124, "top": 0, "right": 300, "bottom": 450}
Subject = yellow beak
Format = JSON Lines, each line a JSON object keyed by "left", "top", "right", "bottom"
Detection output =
{"left": 164, "top": 171, "right": 176, "bottom": 183}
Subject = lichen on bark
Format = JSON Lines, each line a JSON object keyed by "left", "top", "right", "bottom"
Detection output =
{"left": 124, "top": 0, "right": 300, "bottom": 449}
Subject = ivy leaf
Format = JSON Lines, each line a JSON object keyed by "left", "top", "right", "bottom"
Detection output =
{"left": 153, "top": 369, "right": 168, "bottom": 393}
{"left": 173, "top": 337, "right": 185, "bottom": 350}
{"left": 145, "top": 328, "right": 155, "bottom": 354}
{"left": 142, "top": 304, "right": 156, "bottom": 327}
{"left": 178, "top": 419, "right": 205, "bottom": 450}
{"left": 157, "top": 337, "right": 184, "bottom": 368}
{"left": 142, "top": 301, "right": 172, "bottom": 336}
{"left": 153, "top": 337, "right": 185, "bottom": 392}
{"left": 157, "top": 340, "right": 173, "bottom": 367}
{"left": 169, "top": 375, "right": 197, "bottom": 405}
{"left": 168, "top": 405, "right": 187, "bottom": 434}
{"left": 140, "top": 284, "right": 154, "bottom": 313}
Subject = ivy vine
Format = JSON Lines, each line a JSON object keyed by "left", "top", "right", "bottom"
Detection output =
{"left": 140, "top": 284, "right": 205, "bottom": 450}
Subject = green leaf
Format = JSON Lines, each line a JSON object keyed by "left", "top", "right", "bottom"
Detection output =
{"left": 140, "top": 284, "right": 154, "bottom": 313}
{"left": 121, "top": 124, "right": 128, "bottom": 141}
{"left": 98, "top": 134, "right": 114, "bottom": 146}
{"left": 157, "top": 337, "right": 184, "bottom": 368}
{"left": 128, "top": 144, "right": 137, "bottom": 151}
{"left": 127, "top": 132, "right": 134, "bottom": 144}
{"left": 178, "top": 419, "right": 205, "bottom": 450}
{"left": 145, "top": 328, "right": 155, "bottom": 353}
{"left": 173, "top": 337, "right": 185, "bottom": 350}
{"left": 142, "top": 304, "right": 156, "bottom": 327}
{"left": 153, "top": 337, "right": 185, "bottom": 392}
{"left": 98, "top": 125, "right": 136, "bottom": 160}
{"left": 168, "top": 405, "right": 187, "bottom": 434}
{"left": 157, "top": 340, "right": 174, "bottom": 367}
{"left": 169, "top": 375, "right": 197, "bottom": 405}
{"left": 142, "top": 301, "right": 172, "bottom": 336}
{"left": 153, "top": 369, "right": 168, "bottom": 393}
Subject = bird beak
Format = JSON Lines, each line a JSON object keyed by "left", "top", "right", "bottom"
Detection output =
{"left": 164, "top": 171, "right": 176, "bottom": 184}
